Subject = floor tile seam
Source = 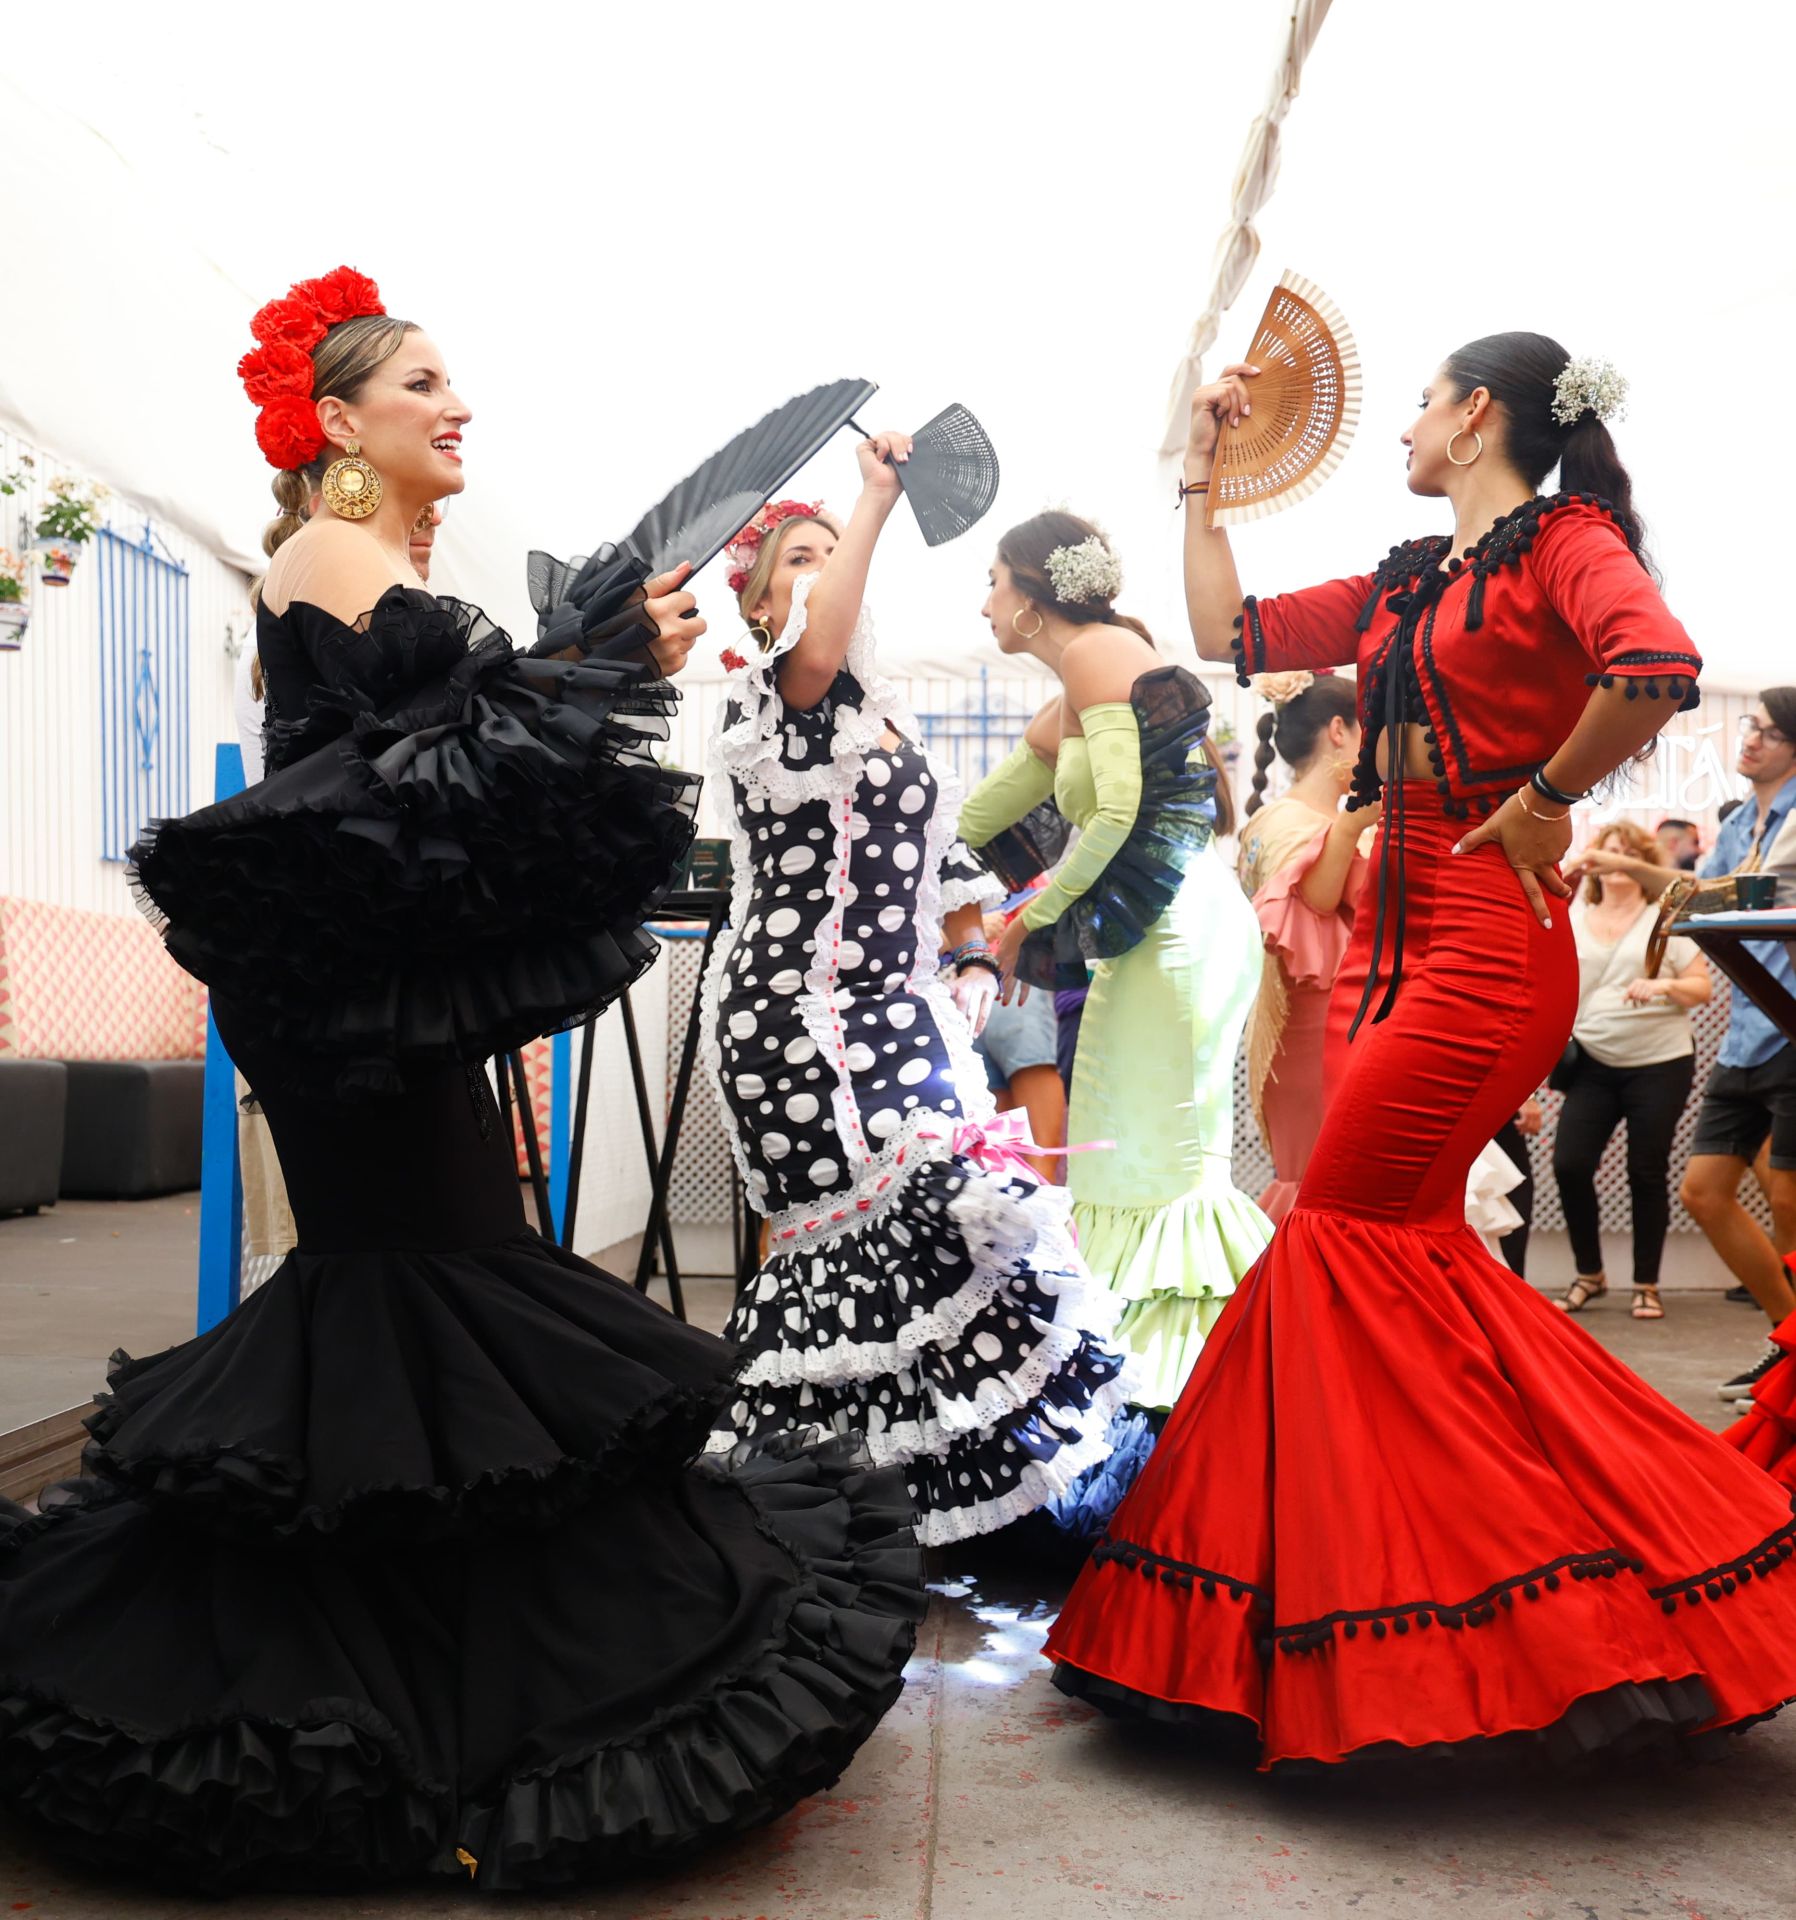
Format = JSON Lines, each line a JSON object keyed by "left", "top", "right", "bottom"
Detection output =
{"left": 914, "top": 1610, "right": 949, "bottom": 1920}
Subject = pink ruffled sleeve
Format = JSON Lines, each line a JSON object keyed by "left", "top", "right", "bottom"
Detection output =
{"left": 1252, "top": 822, "right": 1364, "bottom": 991}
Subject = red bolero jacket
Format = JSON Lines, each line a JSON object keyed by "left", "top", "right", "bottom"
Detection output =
{"left": 1231, "top": 492, "right": 1702, "bottom": 820}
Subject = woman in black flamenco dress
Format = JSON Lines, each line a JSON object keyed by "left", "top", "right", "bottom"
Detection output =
{"left": 0, "top": 274, "right": 924, "bottom": 1892}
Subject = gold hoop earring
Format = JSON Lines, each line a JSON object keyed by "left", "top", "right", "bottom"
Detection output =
{"left": 321, "top": 440, "right": 383, "bottom": 519}
{"left": 1446, "top": 429, "right": 1483, "bottom": 468}
{"left": 747, "top": 621, "right": 774, "bottom": 654}
{"left": 1011, "top": 607, "right": 1045, "bottom": 641}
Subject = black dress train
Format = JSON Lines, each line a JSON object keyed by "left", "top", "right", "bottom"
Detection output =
{"left": 0, "top": 563, "right": 925, "bottom": 1892}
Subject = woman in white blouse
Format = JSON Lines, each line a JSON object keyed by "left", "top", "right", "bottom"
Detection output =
{"left": 1554, "top": 821, "right": 1711, "bottom": 1319}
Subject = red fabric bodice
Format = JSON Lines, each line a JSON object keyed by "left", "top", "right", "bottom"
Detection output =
{"left": 1231, "top": 492, "right": 1702, "bottom": 821}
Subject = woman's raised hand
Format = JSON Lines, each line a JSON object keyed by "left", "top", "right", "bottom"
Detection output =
{"left": 1186, "top": 363, "right": 1260, "bottom": 463}
{"left": 642, "top": 562, "right": 704, "bottom": 678}
{"left": 856, "top": 430, "right": 913, "bottom": 498}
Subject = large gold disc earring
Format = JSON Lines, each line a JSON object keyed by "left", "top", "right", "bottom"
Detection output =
{"left": 322, "top": 440, "right": 384, "bottom": 519}
{"left": 1446, "top": 428, "right": 1483, "bottom": 468}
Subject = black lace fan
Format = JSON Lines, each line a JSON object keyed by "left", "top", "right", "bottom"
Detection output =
{"left": 888, "top": 402, "right": 1000, "bottom": 546}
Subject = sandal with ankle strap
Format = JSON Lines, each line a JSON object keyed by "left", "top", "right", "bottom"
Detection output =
{"left": 1630, "top": 1286, "right": 1665, "bottom": 1320}
{"left": 1556, "top": 1274, "right": 1607, "bottom": 1313}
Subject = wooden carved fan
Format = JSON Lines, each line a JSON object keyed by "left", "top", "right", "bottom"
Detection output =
{"left": 1206, "top": 271, "right": 1360, "bottom": 529}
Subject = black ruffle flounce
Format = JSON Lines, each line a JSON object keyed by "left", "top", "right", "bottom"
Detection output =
{"left": 0, "top": 1434, "right": 923, "bottom": 1893}
{"left": 131, "top": 589, "right": 696, "bottom": 1098}
{"left": 1050, "top": 1662, "right": 1723, "bottom": 1773}
{"left": 81, "top": 1233, "right": 739, "bottom": 1543}
{"left": 1017, "top": 664, "right": 1220, "bottom": 993}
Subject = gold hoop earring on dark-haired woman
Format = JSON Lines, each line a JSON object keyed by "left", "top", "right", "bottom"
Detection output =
{"left": 1446, "top": 429, "right": 1483, "bottom": 468}
{"left": 747, "top": 621, "right": 774, "bottom": 654}
{"left": 1012, "top": 608, "right": 1045, "bottom": 641}
{"left": 322, "top": 440, "right": 383, "bottom": 519}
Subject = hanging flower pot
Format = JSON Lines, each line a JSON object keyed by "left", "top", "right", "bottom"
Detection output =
{"left": 0, "top": 550, "right": 28, "bottom": 644}
{"left": 33, "top": 474, "right": 110, "bottom": 586}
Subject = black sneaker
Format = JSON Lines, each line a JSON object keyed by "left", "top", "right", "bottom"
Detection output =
{"left": 1726, "top": 1285, "right": 1756, "bottom": 1303}
{"left": 1717, "top": 1344, "right": 1782, "bottom": 1399}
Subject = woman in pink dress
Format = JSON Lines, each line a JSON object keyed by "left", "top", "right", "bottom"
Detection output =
{"left": 1234, "top": 672, "right": 1373, "bottom": 1220}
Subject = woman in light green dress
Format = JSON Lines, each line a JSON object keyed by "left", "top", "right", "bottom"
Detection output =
{"left": 961, "top": 511, "right": 1271, "bottom": 1410}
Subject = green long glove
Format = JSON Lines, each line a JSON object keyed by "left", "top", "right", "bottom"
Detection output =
{"left": 959, "top": 739, "right": 1055, "bottom": 850}
{"left": 1020, "top": 704, "right": 1142, "bottom": 932}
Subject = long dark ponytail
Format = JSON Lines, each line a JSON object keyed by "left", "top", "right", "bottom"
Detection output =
{"left": 1245, "top": 674, "right": 1359, "bottom": 817}
{"left": 1444, "top": 332, "right": 1653, "bottom": 577}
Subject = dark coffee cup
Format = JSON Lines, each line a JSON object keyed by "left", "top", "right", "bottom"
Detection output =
{"left": 1737, "top": 873, "right": 1777, "bottom": 910}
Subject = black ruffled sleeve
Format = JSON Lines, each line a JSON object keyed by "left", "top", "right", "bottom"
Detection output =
{"left": 1018, "top": 666, "right": 1221, "bottom": 992}
{"left": 130, "top": 577, "right": 696, "bottom": 1097}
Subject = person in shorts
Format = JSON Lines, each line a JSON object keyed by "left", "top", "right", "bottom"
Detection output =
{"left": 971, "top": 910, "right": 1065, "bottom": 1182}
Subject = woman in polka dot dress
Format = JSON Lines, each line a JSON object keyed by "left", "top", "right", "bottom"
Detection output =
{"left": 701, "top": 438, "right": 1133, "bottom": 1545}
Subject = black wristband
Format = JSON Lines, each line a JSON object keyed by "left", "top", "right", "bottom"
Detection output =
{"left": 955, "top": 953, "right": 1003, "bottom": 981}
{"left": 1530, "top": 766, "right": 1588, "bottom": 809}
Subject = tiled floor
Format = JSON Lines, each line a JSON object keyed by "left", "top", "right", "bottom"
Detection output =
{"left": 0, "top": 1208, "right": 1790, "bottom": 1919}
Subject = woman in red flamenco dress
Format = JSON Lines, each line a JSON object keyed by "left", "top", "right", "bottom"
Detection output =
{"left": 1045, "top": 332, "right": 1796, "bottom": 1768}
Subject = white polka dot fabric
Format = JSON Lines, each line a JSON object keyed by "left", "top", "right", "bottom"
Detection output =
{"left": 698, "top": 584, "right": 1130, "bottom": 1544}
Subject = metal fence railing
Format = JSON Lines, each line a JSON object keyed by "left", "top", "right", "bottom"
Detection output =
{"left": 96, "top": 524, "right": 190, "bottom": 863}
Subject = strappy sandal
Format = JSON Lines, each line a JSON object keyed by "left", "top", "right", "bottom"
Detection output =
{"left": 1630, "top": 1286, "right": 1665, "bottom": 1320}
{"left": 1556, "top": 1274, "right": 1607, "bottom": 1313}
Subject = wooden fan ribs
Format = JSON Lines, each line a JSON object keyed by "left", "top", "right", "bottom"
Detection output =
{"left": 1209, "top": 273, "right": 1360, "bottom": 528}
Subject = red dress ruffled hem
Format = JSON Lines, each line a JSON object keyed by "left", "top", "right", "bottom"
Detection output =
{"left": 1046, "top": 1213, "right": 1796, "bottom": 1769}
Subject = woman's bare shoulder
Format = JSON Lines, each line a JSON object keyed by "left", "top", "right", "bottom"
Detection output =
{"left": 263, "top": 520, "right": 410, "bottom": 627}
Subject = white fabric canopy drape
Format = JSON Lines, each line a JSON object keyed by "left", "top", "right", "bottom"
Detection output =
{"left": 1157, "top": 0, "right": 1337, "bottom": 459}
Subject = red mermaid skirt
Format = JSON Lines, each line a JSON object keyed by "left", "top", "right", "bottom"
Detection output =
{"left": 1046, "top": 787, "right": 1796, "bottom": 1767}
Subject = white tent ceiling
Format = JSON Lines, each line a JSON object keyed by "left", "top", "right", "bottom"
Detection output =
{"left": 3, "top": 0, "right": 1790, "bottom": 689}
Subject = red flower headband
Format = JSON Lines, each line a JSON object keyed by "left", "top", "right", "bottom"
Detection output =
{"left": 237, "top": 267, "right": 387, "bottom": 472}
{"left": 725, "top": 498, "right": 828, "bottom": 596}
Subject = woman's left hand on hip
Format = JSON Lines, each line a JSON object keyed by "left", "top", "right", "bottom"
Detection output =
{"left": 1452, "top": 791, "right": 1573, "bottom": 928}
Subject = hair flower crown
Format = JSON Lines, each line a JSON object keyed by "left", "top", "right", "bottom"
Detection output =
{"left": 1045, "top": 536, "right": 1123, "bottom": 605}
{"left": 1551, "top": 356, "right": 1629, "bottom": 429}
{"left": 724, "top": 498, "right": 827, "bottom": 596}
{"left": 238, "top": 266, "right": 387, "bottom": 472}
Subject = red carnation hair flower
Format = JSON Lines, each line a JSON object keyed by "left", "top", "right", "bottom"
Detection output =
{"left": 249, "top": 297, "right": 328, "bottom": 354}
{"left": 296, "top": 266, "right": 383, "bottom": 327}
{"left": 254, "top": 393, "right": 327, "bottom": 472}
{"left": 237, "top": 342, "right": 313, "bottom": 407}
{"left": 243, "top": 265, "right": 388, "bottom": 470}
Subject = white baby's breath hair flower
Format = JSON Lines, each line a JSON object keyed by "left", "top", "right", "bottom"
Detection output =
{"left": 1045, "top": 537, "right": 1123, "bottom": 606}
{"left": 1551, "top": 357, "right": 1629, "bottom": 429}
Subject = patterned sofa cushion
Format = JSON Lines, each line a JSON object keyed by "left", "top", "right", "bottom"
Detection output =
{"left": 0, "top": 896, "right": 205, "bottom": 1062}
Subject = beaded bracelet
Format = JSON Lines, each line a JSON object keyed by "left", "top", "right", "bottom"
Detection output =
{"left": 955, "top": 952, "right": 1003, "bottom": 981}
{"left": 1530, "top": 766, "right": 1588, "bottom": 809}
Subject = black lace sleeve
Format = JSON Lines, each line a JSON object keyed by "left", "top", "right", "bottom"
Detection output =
{"left": 131, "top": 586, "right": 696, "bottom": 1097}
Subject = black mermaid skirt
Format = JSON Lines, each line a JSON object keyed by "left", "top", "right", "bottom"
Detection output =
{"left": 0, "top": 1149, "right": 923, "bottom": 1892}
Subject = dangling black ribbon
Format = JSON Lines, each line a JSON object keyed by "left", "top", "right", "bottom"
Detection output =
{"left": 1346, "top": 573, "right": 1449, "bottom": 1043}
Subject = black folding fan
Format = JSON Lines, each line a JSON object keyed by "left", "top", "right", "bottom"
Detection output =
{"left": 874, "top": 402, "right": 1001, "bottom": 548}
{"left": 529, "top": 380, "right": 999, "bottom": 646}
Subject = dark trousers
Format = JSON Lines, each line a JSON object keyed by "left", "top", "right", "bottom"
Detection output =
{"left": 1492, "top": 1117, "right": 1535, "bottom": 1276}
{"left": 1551, "top": 1051, "right": 1696, "bottom": 1290}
